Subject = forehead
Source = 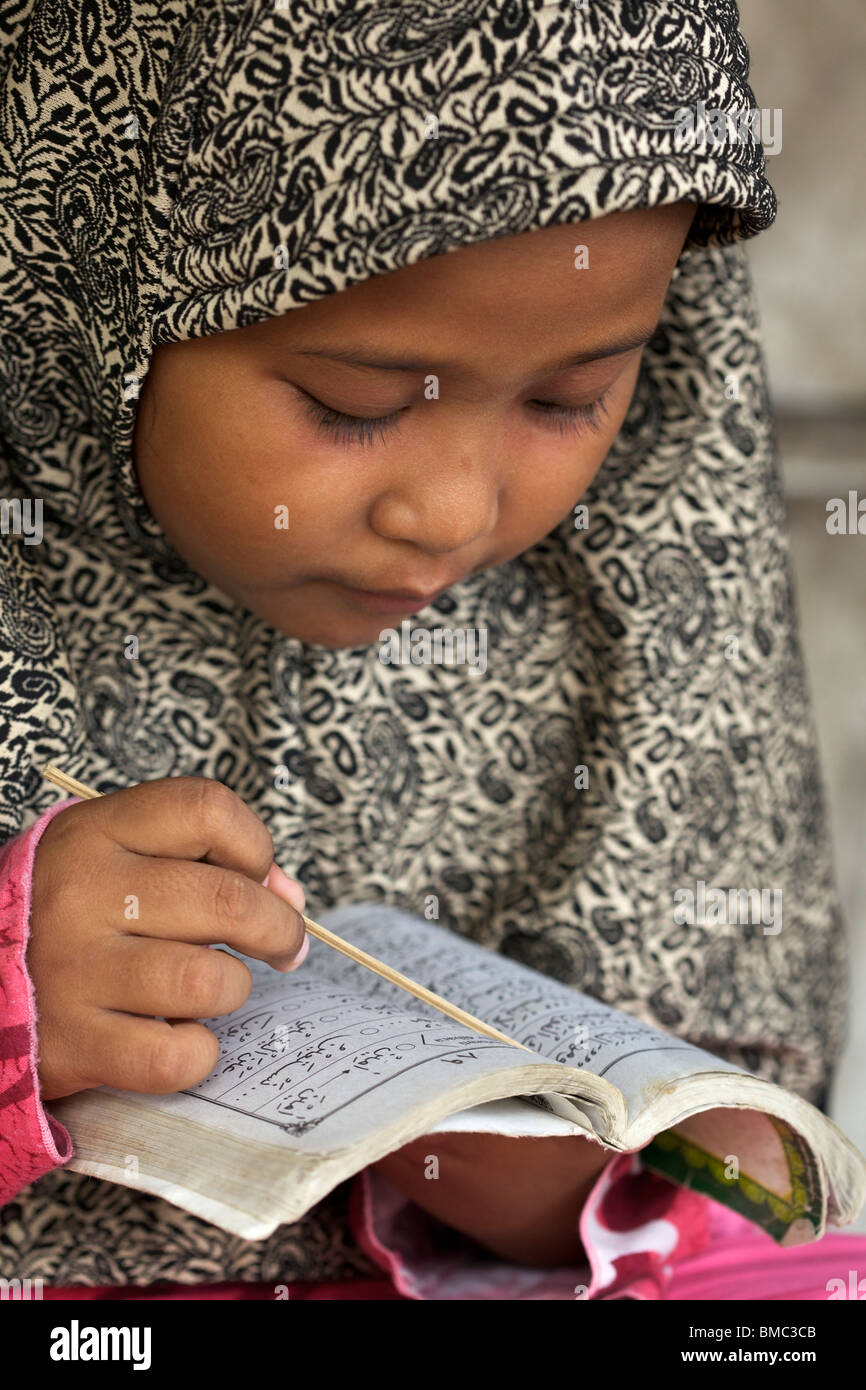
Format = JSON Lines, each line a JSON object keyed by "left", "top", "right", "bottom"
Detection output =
{"left": 224, "top": 204, "right": 693, "bottom": 375}
{"left": 304, "top": 202, "right": 692, "bottom": 312}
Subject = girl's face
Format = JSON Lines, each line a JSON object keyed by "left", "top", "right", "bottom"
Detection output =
{"left": 134, "top": 203, "right": 695, "bottom": 647}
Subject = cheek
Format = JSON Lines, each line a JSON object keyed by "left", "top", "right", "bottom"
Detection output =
{"left": 135, "top": 432, "right": 270, "bottom": 576}
{"left": 133, "top": 388, "right": 346, "bottom": 583}
{"left": 509, "top": 369, "right": 640, "bottom": 524}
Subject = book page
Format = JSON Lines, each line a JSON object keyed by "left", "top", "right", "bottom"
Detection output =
{"left": 317, "top": 904, "right": 747, "bottom": 1121}
{"left": 177, "top": 953, "right": 557, "bottom": 1153}
{"left": 162, "top": 901, "right": 746, "bottom": 1153}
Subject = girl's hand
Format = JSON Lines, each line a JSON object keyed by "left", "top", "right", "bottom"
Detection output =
{"left": 372, "top": 1130, "right": 612, "bottom": 1267}
{"left": 27, "top": 778, "right": 308, "bottom": 1101}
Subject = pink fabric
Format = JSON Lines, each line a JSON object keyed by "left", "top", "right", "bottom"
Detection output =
{"left": 665, "top": 1201, "right": 866, "bottom": 1301}
{"left": 351, "top": 1153, "right": 866, "bottom": 1301}
{"left": 38, "top": 1161, "right": 866, "bottom": 1302}
{"left": 3, "top": 807, "right": 865, "bottom": 1302}
{"left": 0, "top": 799, "right": 77, "bottom": 1202}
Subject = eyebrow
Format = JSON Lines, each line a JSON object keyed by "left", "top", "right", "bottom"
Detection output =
{"left": 292, "top": 326, "right": 657, "bottom": 376}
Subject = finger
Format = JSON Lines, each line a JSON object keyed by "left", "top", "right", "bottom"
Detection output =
{"left": 98, "top": 937, "right": 253, "bottom": 1020}
{"left": 81, "top": 777, "right": 277, "bottom": 881}
{"left": 110, "top": 852, "right": 307, "bottom": 969}
{"left": 76, "top": 1012, "right": 222, "bottom": 1094}
{"left": 263, "top": 862, "right": 306, "bottom": 914}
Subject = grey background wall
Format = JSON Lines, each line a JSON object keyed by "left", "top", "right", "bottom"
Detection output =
{"left": 741, "top": 0, "right": 866, "bottom": 410}
{"left": 739, "top": 1, "right": 866, "bottom": 1219}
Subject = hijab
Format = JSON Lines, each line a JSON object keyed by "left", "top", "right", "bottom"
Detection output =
{"left": 0, "top": 0, "right": 846, "bottom": 1286}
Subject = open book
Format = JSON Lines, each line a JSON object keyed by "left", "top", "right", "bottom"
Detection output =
{"left": 50, "top": 904, "right": 866, "bottom": 1246}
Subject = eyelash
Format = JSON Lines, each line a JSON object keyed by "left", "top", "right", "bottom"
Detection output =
{"left": 298, "top": 386, "right": 614, "bottom": 447}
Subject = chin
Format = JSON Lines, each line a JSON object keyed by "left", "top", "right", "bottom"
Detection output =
{"left": 270, "top": 612, "right": 394, "bottom": 650}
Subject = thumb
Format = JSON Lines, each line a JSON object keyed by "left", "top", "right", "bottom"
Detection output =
{"left": 262, "top": 863, "right": 309, "bottom": 971}
{"left": 261, "top": 862, "right": 306, "bottom": 913}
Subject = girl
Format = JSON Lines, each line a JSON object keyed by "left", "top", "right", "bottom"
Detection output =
{"left": 1, "top": 0, "right": 863, "bottom": 1300}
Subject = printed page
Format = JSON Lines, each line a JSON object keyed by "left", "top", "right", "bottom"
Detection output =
{"left": 317, "top": 904, "right": 748, "bottom": 1123}
{"left": 174, "top": 951, "right": 557, "bottom": 1152}
{"left": 147, "top": 902, "right": 746, "bottom": 1155}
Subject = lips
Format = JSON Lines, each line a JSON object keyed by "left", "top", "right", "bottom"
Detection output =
{"left": 358, "top": 585, "right": 445, "bottom": 602}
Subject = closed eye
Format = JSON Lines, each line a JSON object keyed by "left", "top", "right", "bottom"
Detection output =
{"left": 526, "top": 388, "right": 613, "bottom": 438}
{"left": 294, "top": 384, "right": 614, "bottom": 447}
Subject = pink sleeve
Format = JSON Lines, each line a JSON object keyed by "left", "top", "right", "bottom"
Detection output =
{"left": 0, "top": 798, "right": 81, "bottom": 1205}
{"left": 348, "top": 1149, "right": 713, "bottom": 1300}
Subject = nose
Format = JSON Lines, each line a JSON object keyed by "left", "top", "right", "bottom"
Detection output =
{"left": 368, "top": 450, "right": 501, "bottom": 555}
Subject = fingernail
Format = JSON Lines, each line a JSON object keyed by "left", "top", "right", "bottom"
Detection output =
{"left": 264, "top": 863, "right": 306, "bottom": 913}
{"left": 282, "top": 932, "right": 310, "bottom": 973}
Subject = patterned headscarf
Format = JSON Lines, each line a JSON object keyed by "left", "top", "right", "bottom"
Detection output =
{"left": 0, "top": 1, "right": 845, "bottom": 1287}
